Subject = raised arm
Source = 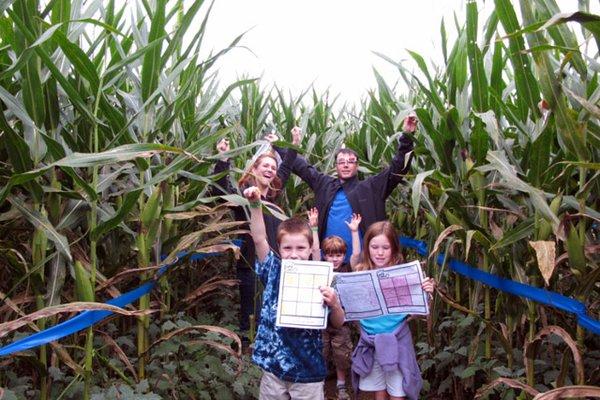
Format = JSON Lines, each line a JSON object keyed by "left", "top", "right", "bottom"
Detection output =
{"left": 242, "top": 186, "right": 270, "bottom": 263}
{"left": 307, "top": 207, "right": 321, "bottom": 261}
{"left": 345, "top": 213, "right": 362, "bottom": 268}
{"left": 275, "top": 126, "right": 301, "bottom": 186}
{"left": 210, "top": 138, "right": 235, "bottom": 196}
{"left": 272, "top": 126, "right": 331, "bottom": 192}
{"left": 373, "top": 115, "right": 417, "bottom": 199}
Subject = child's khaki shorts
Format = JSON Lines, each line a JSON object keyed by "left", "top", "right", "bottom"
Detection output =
{"left": 259, "top": 371, "right": 324, "bottom": 400}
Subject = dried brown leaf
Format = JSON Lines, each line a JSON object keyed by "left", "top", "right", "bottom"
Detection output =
{"left": 489, "top": 218, "right": 503, "bottom": 240}
{"left": 0, "top": 291, "right": 83, "bottom": 374}
{"left": 182, "top": 278, "right": 239, "bottom": 305}
{"left": 0, "top": 302, "right": 156, "bottom": 338}
{"left": 463, "top": 205, "right": 526, "bottom": 219}
{"left": 145, "top": 325, "right": 242, "bottom": 358}
{"left": 524, "top": 325, "right": 584, "bottom": 385}
{"left": 96, "top": 330, "right": 138, "bottom": 382}
{"left": 0, "top": 294, "right": 36, "bottom": 317}
{"left": 529, "top": 241, "right": 556, "bottom": 285}
{"left": 96, "top": 266, "right": 162, "bottom": 292}
{"left": 188, "top": 339, "right": 243, "bottom": 375}
{"left": 533, "top": 385, "right": 600, "bottom": 399}
{"left": 475, "top": 377, "right": 539, "bottom": 399}
{"left": 429, "top": 225, "right": 463, "bottom": 261}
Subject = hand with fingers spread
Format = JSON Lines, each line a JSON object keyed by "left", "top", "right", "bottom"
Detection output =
{"left": 402, "top": 113, "right": 418, "bottom": 134}
{"left": 346, "top": 213, "right": 362, "bottom": 269}
{"left": 307, "top": 207, "right": 319, "bottom": 228}
{"left": 291, "top": 126, "right": 302, "bottom": 146}
{"left": 345, "top": 213, "right": 362, "bottom": 232}
{"left": 307, "top": 207, "right": 321, "bottom": 261}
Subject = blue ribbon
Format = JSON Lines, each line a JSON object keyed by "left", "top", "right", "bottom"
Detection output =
{"left": 399, "top": 237, "right": 600, "bottom": 335}
{"left": 1, "top": 236, "right": 597, "bottom": 357}
{"left": 0, "top": 242, "right": 241, "bottom": 357}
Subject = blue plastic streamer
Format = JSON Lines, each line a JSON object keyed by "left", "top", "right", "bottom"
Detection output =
{"left": 399, "top": 237, "right": 600, "bottom": 335}
{"left": 1, "top": 236, "right": 597, "bottom": 357}
{"left": 0, "top": 242, "right": 241, "bottom": 357}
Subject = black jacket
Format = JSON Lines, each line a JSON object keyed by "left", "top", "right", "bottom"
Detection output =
{"left": 211, "top": 149, "right": 296, "bottom": 269}
{"left": 277, "top": 135, "right": 414, "bottom": 239}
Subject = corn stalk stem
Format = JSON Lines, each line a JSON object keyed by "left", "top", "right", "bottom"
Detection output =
{"left": 479, "top": 207, "right": 491, "bottom": 360}
{"left": 83, "top": 73, "right": 103, "bottom": 400}
{"left": 137, "top": 172, "right": 149, "bottom": 379}
{"left": 575, "top": 166, "right": 586, "bottom": 384}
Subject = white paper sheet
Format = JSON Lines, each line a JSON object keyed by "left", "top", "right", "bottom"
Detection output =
{"left": 276, "top": 259, "right": 334, "bottom": 329}
{"left": 334, "top": 260, "right": 429, "bottom": 321}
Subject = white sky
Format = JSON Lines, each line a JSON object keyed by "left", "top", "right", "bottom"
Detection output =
{"left": 199, "top": 0, "right": 597, "bottom": 105}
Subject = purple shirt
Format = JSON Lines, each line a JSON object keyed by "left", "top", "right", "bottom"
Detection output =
{"left": 351, "top": 321, "right": 423, "bottom": 400}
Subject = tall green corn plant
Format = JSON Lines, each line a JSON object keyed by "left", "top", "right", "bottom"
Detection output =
{"left": 516, "top": 0, "right": 597, "bottom": 374}
{"left": 1, "top": 0, "right": 250, "bottom": 396}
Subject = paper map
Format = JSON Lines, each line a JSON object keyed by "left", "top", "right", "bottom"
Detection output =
{"left": 276, "top": 259, "right": 334, "bottom": 329}
{"left": 334, "top": 260, "right": 429, "bottom": 321}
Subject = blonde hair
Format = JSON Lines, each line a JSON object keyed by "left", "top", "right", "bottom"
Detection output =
{"left": 354, "top": 221, "right": 403, "bottom": 271}
{"left": 238, "top": 152, "right": 282, "bottom": 202}
{"left": 322, "top": 236, "right": 347, "bottom": 255}
{"left": 276, "top": 217, "right": 313, "bottom": 247}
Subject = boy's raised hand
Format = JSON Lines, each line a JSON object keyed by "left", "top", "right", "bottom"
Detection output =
{"left": 345, "top": 213, "right": 362, "bottom": 232}
{"left": 307, "top": 207, "right": 318, "bottom": 228}
{"left": 243, "top": 186, "right": 261, "bottom": 203}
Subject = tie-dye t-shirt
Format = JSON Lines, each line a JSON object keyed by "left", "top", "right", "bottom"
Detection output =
{"left": 252, "top": 251, "right": 327, "bottom": 383}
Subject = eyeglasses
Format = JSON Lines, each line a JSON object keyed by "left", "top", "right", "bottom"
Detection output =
{"left": 336, "top": 159, "right": 358, "bottom": 166}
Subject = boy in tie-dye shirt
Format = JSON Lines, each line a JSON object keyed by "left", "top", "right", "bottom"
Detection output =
{"left": 243, "top": 186, "right": 345, "bottom": 399}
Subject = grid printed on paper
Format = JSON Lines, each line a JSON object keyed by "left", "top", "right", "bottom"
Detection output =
{"left": 280, "top": 271, "right": 328, "bottom": 318}
{"left": 378, "top": 270, "right": 425, "bottom": 308}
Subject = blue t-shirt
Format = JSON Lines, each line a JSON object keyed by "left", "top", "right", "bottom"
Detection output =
{"left": 325, "top": 189, "right": 361, "bottom": 263}
{"left": 252, "top": 252, "right": 327, "bottom": 383}
{"left": 360, "top": 314, "right": 407, "bottom": 335}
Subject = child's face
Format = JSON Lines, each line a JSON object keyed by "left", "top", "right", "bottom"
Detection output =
{"left": 324, "top": 252, "right": 344, "bottom": 270}
{"left": 279, "top": 233, "right": 311, "bottom": 260}
{"left": 368, "top": 234, "right": 392, "bottom": 268}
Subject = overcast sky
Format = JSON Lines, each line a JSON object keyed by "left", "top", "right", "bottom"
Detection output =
{"left": 199, "top": 0, "right": 597, "bottom": 105}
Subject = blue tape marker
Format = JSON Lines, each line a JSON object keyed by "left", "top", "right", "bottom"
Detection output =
{"left": 0, "top": 281, "right": 156, "bottom": 356}
{"left": 2, "top": 236, "right": 597, "bottom": 358}
{"left": 399, "top": 237, "right": 600, "bottom": 335}
{"left": 0, "top": 240, "right": 242, "bottom": 357}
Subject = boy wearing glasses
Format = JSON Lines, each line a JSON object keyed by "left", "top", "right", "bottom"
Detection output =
{"left": 277, "top": 115, "right": 417, "bottom": 262}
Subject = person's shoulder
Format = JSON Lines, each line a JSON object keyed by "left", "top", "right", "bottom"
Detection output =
{"left": 256, "top": 250, "right": 281, "bottom": 269}
{"left": 264, "top": 250, "right": 281, "bottom": 264}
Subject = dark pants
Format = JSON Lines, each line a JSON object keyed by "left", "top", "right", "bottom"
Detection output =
{"left": 237, "top": 267, "right": 262, "bottom": 333}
